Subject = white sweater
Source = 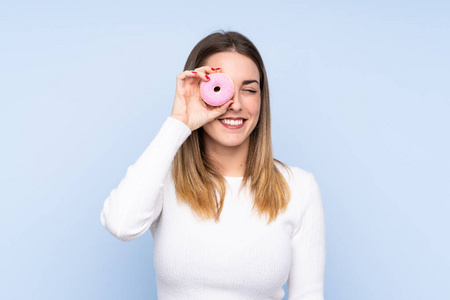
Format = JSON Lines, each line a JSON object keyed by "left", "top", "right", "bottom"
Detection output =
{"left": 100, "top": 116, "right": 326, "bottom": 300}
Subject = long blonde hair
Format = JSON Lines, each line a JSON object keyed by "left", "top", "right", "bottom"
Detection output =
{"left": 172, "top": 31, "right": 291, "bottom": 224}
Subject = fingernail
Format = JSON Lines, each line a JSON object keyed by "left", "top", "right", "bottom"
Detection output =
{"left": 211, "top": 68, "right": 215, "bottom": 71}
{"left": 228, "top": 102, "right": 233, "bottom": 107}
{"left": 215, "top": 68, "right": 221, "bottom": 71}
{"left": 192, "top": 71, "right": 197, "bottom": 74}
{"left": 205, "top": 75, "right": 210, "bottom": 80}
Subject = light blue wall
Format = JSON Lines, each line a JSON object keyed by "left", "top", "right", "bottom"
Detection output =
{"left": 1, "top": 1, "right": 448, "bottom": 299}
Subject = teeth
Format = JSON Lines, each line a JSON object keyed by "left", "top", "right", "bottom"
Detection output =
{"left": 220, "top": 119, "right": 244, "bottom": 125}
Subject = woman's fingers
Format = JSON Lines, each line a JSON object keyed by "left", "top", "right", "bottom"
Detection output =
{"left": 207, "top": 99, "right": 234, "bottom": 121}
{"left": 195, "top": 66, "right": 221, "bottom": 74}
{"left": 177, "top": 66, "right": 221, "bottom": 86}
{"left": 192, "top": 66, "right": 221, "bottom": 81}
{"left": 192, "top": 68, "right": 211, "bottom": 82}
{"left": 176, "top": 70, "right": 200, "bottom": 90}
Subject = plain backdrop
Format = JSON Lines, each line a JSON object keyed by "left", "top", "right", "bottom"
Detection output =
{"left": 1, "top": 0, "right": 449, "bottom": 299}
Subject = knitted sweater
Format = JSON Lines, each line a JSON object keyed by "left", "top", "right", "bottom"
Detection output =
{"left": 100, "top": 116, "right": 326, "bottom": 300}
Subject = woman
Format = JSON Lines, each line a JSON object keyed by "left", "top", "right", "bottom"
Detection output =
{"left": 100, "top": 31, "right": 326, "bottom": 300}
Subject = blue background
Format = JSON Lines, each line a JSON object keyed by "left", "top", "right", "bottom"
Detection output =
{"left": 1, "top": 0, "right": 449, "bottom": 299}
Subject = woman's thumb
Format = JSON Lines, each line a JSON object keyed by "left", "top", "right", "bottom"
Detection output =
{"left": 209, "top": 100, "right": 233, "bottom": 121}
{"left": 222, "top": 100, "right": 234, "bottom": 112}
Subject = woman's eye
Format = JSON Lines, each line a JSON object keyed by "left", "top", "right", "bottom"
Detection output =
{"left": 244, "top": 89, "right": 257, "bottom": 93}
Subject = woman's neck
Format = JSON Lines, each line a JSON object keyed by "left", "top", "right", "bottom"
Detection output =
{"left": 203, "top": 140, "right": 248, "bottom": 177}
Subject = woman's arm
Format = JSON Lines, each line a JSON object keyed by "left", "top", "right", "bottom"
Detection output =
{"left": 100, "top": 116, "right": 191, "bottom": 241}
{"left": 101, "top": 66, "right": 232, "bottom": 242}
{"left": 288, "top": 173, "right": 326, "bottom": 299}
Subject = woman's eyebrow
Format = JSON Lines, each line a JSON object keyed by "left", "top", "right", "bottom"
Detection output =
{"left": 242, "top": 80, "right": 260, "bottom": 86}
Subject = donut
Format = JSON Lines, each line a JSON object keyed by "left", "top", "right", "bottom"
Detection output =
{"left": 200, "top": 73, "right": 234, "bottom": 106}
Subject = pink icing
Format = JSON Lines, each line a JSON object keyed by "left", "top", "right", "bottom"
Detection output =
{"left": 200, "top": 73, "right": 234, "bottom": 106}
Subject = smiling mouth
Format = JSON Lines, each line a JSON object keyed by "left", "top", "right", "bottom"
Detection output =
{"left": 218, "top": 118, "right": 246, "bottom": 125}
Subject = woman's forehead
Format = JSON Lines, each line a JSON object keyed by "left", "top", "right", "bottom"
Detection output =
{"left": 204, "top": 52, "right": 259, "bottom": 82}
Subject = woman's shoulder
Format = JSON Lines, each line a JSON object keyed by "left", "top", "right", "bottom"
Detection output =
{"left": 274, "top": 160, "right": 314, "bottom": 184}
{"left": 274, "top": 161, "right": 321, "bottom": 211}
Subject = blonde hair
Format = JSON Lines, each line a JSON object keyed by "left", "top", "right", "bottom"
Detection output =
{"left": 172, "top": 31, "right": 291, "bottom": 224}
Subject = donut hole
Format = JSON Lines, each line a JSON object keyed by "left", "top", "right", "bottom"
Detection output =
{"left": 214, "top": 86, "right": 221, "bottom": 93}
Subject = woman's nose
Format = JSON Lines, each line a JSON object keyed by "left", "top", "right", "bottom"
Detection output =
{"left": 229, "top": 90, "right": 242, "bottom": 111}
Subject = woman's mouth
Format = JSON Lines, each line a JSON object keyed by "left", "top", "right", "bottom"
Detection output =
{"left": 218, "top": 118, "right": 246, "bottom": 129}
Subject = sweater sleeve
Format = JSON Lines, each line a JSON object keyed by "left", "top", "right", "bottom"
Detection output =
{"left": 100, "top": 116, "right": 191, "bottom": 242}
{"left": 288, "top": 173, "right": 326, "bottom": 299}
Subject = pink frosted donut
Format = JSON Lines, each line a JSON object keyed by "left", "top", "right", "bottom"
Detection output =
{"left": 200, "top": 73, "right": 234, "bottom": 106}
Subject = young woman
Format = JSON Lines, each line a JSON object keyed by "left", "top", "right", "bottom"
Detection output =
{"left": 101, "top": 31, "right": 326, "bottom": 300}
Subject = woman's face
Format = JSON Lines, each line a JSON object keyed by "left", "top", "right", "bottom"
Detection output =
{"left": 201, "top": 51, "right": 261, "bottom": 153}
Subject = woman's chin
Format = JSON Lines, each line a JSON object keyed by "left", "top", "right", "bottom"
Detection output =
{"left": 205, "top": 136, "right": 250, "bottom": 150}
